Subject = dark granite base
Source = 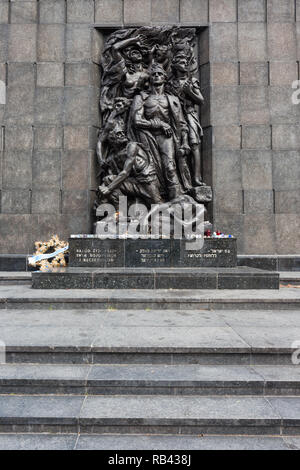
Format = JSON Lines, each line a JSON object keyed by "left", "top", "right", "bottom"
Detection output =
{"left": 69, "top": 236, "right": 237, "bottom": 268}
{"left": 0, "top": 255, "right": 28, "bottom": 272}
{"left": 32, "top": 267, "right": 279, "bottom": 290}
{"left": 238, "top": 255, "right": 300, "bottom": 272}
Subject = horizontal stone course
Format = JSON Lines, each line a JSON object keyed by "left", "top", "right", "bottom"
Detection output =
{"left": 32, "top": 266, "right": 279, "bottom": 290}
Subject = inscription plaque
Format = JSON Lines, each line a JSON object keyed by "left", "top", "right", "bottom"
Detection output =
{"left": 69, "top": 237, "right": 236, "bottom": 268}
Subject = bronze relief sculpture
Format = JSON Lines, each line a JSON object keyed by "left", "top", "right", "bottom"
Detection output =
{"left": 96, "top": 26, "right": 212, "bottom": 218}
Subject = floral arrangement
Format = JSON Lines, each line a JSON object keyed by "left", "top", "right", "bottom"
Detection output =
{"left": 29, "top": 235, "right": 68, "bottom": 272}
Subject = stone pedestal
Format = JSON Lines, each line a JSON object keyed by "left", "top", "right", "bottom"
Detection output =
{"left": 32, "top": 266, "right": 279, "bottom": 290}
{"left": 68, "top": 236, "right": 237, "bottom": 268}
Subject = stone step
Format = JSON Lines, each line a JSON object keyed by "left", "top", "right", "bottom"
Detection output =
{"left": 0, "top": 433, "right": 297, "bottom": 450}
{"left": 0, "top": 272, "right": 31, "bottom": 286}
{"left": 2, "top": 308, "right": 300, "bottom": 365}
{"left": 0, "top": 364, "right": 300, "bottom": 396}
{"left": 1, "top": 285, "right": 299, "bottom": 310}
{"left": 32, "top": 267, "right": 279, "bottom": 290}
{"left": 0, "top": 395, "right": 300, "bottom": 435}
{"left": 280, "top": 272, "right": 300, "bottom": 287}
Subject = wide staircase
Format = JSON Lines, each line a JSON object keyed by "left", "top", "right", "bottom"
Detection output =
{"left": 0, "top": 275, "right": 300, "bottom": 449}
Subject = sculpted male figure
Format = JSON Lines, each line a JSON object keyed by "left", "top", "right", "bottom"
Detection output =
{"left": 129, "top": 63, "right": 191, "bottom": 200}
{"left": 97, "top": 124, "right": 163, "bottom": 209}
{"left": 169, "top": 52, "right": 205, "bottom": 186}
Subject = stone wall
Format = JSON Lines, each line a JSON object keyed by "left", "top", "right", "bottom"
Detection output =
{"left": 0, "top": 0, "right": 299, "bottom": 255}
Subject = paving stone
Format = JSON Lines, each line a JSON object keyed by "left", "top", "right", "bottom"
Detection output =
{"left": 34, "top": 127, "right": 63, "bottom": 150}
{"left": 211, "top": 87, "right": 239, "bottom": 124}
{"left": 67, "top": 0, "right": 94, "bottom": 23}
{"left": 152, "top": 0, "right": 179, "bottom": 23}
{"left": 209, "top": 0, "right": 236, "bottom": 22}
{"left": 0, "top": 363, "right": 90, "bottom": 382}
{"left": 238, "top": 23, "right": 266, "bottom": 62}
{"left": 124, "top": 0, "right": 151, "bottom": 24}
{"left": 242, "top": 125, "right": 271, "bottom": 150}
{"left": 76, "top": 434, "right": 289, "bottom": 450}
{"left": 272, "top": 127, "right": 300, "bottom": 150}
{"left": 241, "top": 150, "right": 272, "bottom": 190}
{"left": 244, "top": 190, "right": 273, "bottom": 215}
{"left": 267, "top": 0, "right": 295, "bottom": 23}
{"left": 239, "top": 62, "right": 268, "bottom": 85}
{"left": 63, "top": 126, "right": 90, "bottom": 149}
{"left": 0, "top": 395, "right": 83, "bottom": 421}
{"left": 0, "top": 434, "right": 77, "bottom": 450}
{"left": 31, "top": 189, "right": 60, "bottom": 214}
{"left": 213, "top": 126, "right": 241, "bottom": 149}
{"left": 0, "top": 24, "right": 7, "bottom": 62}
{"left": 273, "top": 150, "right": 300, "bottom": 189}
{"left": 39, "top": 0, "right": 66, "bottom": 23}
{"left": 1, "top": 190, "right": 30, "bottom": 214}
{"left": 8, "top": 24, "right": 36, "bottom": 62}
{"left": 234, "top": 326, "right": 300, "bottom": 350}
{"left": 238, "top": 0, "right": 266, "bottom": 22}
{"left": 243, "top": 214, "right": 276, "bottom": 255}
{"left": 92, "top": 326, "right": 249, "bottom": 350}
{"left": 32, "top": 150, "right": 61, "bottom": 189}
{"left": 270, "top": 87, "right": 300, "bottom": 124}
{"left": 5, "top": 126, "right": 33, "bottom": 151}
{"left": 214, "top": 150, "right": 241, "bottom": 189}
{"left": 2, "top": 151, "right": 32, "bottom": 190}
{"left": 35, "top": 87, "right": 64, "bottom": 125}
{"left": 63, "top": 87, "right": 90, "bottom": 125}
{"left": 7, "top": 63, "right": 34, "bottom": 88}
{"left": 62, "top": 190, "right": 89, "bottom": 214}
{"left": 37, "top": 24, "right": 65, "bottom": 62}
{"left": 37, "top": 63, "right": 64, "bottom": 88}
{"left": 269, "top": 62, "right": 298, "bottom": 86}
{"left": 267, "top": 23, "right": 297, "bottom": 60}
{"left": 10, "top": 1, "right": 37, "bottom": 23}
{"left": 95, "top": 0, "right": 123, "bottom": 24}
{"left": 5, "top": 85, "right": 34, "bottom": 125}
{"left": 275, "top": 190, "right": 300, "bottom": 214}
{"left": 214, "top": 189, "right": 243, "bottom": 214}
{"left": 275, "top": 214, "right": 300, "bottom": 253}
{"left": 0, "top": 1, "right": 9, "bottom": 24}
{"left": 65, "top": 63, "right": 90, "bottom": 87}
{"left": 87, "top": 364, "right": 261, "bottom": 384}
{"left": 180, "top": 0, "right": 208, "bottom": 23}
{"left": 269, "top": 397, "right": 300, "bottom": 424}
{"left": 240, "top": 86, "right": 269, "bottom": 124}
{"left": 211, "top": 23, "right": 238, "bottom": 61}
{"left": 219, "top": 310, "right": 300, "bottom": 328}
{"left": 62, "top": 150, "right": 89, "bottom": 189}
{"left": 79, "top": 395, "right": 279, "bottom": 423}
{"left": 253, "top": 365, "right": 300, "bottom": 383}
{"left": 212, "top": 63, "right": 238, "bottom": 86}
{"left": 0, "top": 325, "right": 96, "bottom": 349}
{"left": 283, "top": 437, "right": 300, "bottom": 450}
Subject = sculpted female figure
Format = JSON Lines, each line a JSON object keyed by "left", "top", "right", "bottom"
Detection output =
{"left": 100, "top": 34, "right": 149, "bottom": 120}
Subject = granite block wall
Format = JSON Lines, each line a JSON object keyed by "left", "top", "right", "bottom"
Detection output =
{"left": 0, "top": 0, "right": 299, "bottom": 255}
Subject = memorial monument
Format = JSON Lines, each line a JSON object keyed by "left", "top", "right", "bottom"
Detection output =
{"left": 32, "top": 25, "right": 278, "bottom": 290}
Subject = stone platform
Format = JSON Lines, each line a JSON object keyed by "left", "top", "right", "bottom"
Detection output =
{"left": 32, "top": 266, "right": 279, "bottom": 290}
{"left": 69, "top": 236, "right": 237, "bottom": 268}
